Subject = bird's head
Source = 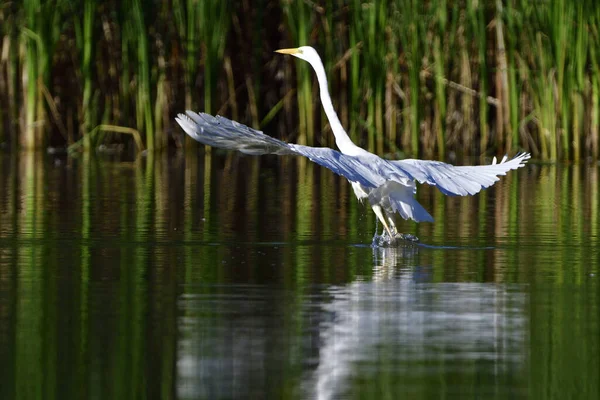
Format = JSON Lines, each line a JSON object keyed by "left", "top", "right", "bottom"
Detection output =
{"left": 275, "top": 46, "right": 320, "bottom": 64}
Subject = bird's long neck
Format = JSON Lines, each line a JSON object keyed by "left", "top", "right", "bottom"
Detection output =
{"left": 309, "top": 58, "right": 359, "bottom": 155}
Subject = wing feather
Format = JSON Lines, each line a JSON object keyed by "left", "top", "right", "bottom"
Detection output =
{"left": 390, "top": 152, "right": 530, "bottom": 196}
{"left": 175, "top": 111, "right": 382, "bottom": 188}
{"left": 176, "top": 111, "right": 530, "bottom": 198}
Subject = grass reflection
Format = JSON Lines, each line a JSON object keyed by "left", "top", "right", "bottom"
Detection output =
{"left": 0, "top": 153, "right": 598, "bottom": 398}
{"left": 15, "top": 152, "right": 47, "bottom": 399}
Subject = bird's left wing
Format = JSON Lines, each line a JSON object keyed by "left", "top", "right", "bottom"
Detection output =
{"left": 175, "top": 111, "right": 383, "bottom": 188}
{"left": 176, "top": 111, "right": 290, "bottom": 155}
{"left": 389, "top": 153, "right": 531, "bottom": 196}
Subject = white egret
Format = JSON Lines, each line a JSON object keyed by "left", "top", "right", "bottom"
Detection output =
{"left": 176, "top": 46, "right": 530, "bottom": 242}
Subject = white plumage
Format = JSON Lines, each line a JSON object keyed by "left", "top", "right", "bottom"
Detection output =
{"left": 176, "top": 46, "right": 530, "bottom": 240}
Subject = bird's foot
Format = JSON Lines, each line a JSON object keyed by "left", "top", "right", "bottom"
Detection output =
{"left": 397, "top": 233, "right": 419, "bottom": 243}
{"left": 371, "top": 233, "right": 384, "bottom": 248}
{"left": 371, "top": 232, "right": 419, "bottom": 247}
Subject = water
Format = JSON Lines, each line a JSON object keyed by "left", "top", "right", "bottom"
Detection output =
{"left": 0, "top": 151, "right": 598, "bottom": 399}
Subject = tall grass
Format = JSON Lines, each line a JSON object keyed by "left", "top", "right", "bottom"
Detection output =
{"left": 200, "top": 1, "right": 230, "bottom": 115}
{"left": 22, "top": 0, "right": 44, "bottom": 149}
{"left": 173, "top": 0, "right": 200, "bottom": 111}
{"left": 0, "top": 1, "right": 20, "bottom": 148}
{"left": 395, "top": 0, "right": 422, "bottom": 156}
{"left": 73, "top": 0, "right": 95, "bottom": 150}
{"left": 0, "top": 0, "right": 599, "bottom": 160}
{"left": 129, "top": 0, "right": 154, "bottom": 150}
{"left": 352, "top": 1, "right": 388, "bottom": 154}
{"left": 282, "top": 0, "right": 314, "bottom": 145}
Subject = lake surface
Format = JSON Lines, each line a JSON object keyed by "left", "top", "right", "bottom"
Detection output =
{"left": 0, "top": 150, "right": 598, "bottom": 399}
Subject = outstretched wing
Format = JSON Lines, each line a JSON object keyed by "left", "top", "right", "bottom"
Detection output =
{"left": 175, "top": 111, "right": 385, "bottom": 188}
{"left": 176, "top": 111, "right": 530, "bottom": 197}
{"left": 390, "top": 153, "right": 531, "bottom": 196}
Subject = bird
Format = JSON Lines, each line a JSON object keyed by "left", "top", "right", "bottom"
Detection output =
{"left": 176, "top": 46, "right": 530, "bottom": 243}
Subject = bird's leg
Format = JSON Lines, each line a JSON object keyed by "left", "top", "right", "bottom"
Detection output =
{"left": 372, "top": 205, "right": 394, "bottom": 238}
{"left": 387, "top": 215, "right": 398, "bottom": 237}
{"left": 386, "top": 213, "right": 419, "bottom": 243}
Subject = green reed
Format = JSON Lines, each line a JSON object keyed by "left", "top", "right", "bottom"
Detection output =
{"left": 173, "top": 0, "right": 199, "bottom": 110}
{"left": 24, "top": 0, "right": 63, "bottom": 148}
{"left": 282, "top": 0, "right": 314, "bottom": 145}
{"left": 130, "top": 0, "right": 154, "bottom": 150}
{"left": 356, "top": 1, "right": 388, "bottom": 154}
{"left": 392, "top": 0, "right": 418, "bottom": 156}
{"left": 2, "top": 0, "right": 600, "bottom": 160}
{"left": 21, "top": 0, "right": 43, "bottom": 149}
{"left": 522, "top": 0, "right": 599, "bottom": 160}
{"left": 0, "top": 7, "right": 4, "bottom": 140}
{"left": 73, "top": 0, "right": 95, "bottom": 150}
{"left": 200, "top": 1, "right": 230, "bottom": 115}
{"left": 591, "top": 9, "right": 600, "bottom": 159}
{"left": 1, "top": 4, "right": 19, "bottom": 148}
{"left": 592, "top": 50, "right": 599, "bottom": 159}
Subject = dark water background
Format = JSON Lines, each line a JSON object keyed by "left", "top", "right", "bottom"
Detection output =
{"left": 0, "top": 151, "right": 598, "bottom": 399}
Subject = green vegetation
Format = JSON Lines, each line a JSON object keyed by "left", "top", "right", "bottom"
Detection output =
{"left": 0, "top": 0, "right": 599, "bottom": 160}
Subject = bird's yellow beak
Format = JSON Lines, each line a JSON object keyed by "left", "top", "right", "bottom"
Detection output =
{"left": 275, "top": 48, "right": 301, "bottom": 55}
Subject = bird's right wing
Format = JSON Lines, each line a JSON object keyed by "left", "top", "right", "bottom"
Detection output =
{"left": 175, "top": 111, "right": 384, "bottom": 188}
{"left": 389, "top": 153, "right": 531, "bottom": 196}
